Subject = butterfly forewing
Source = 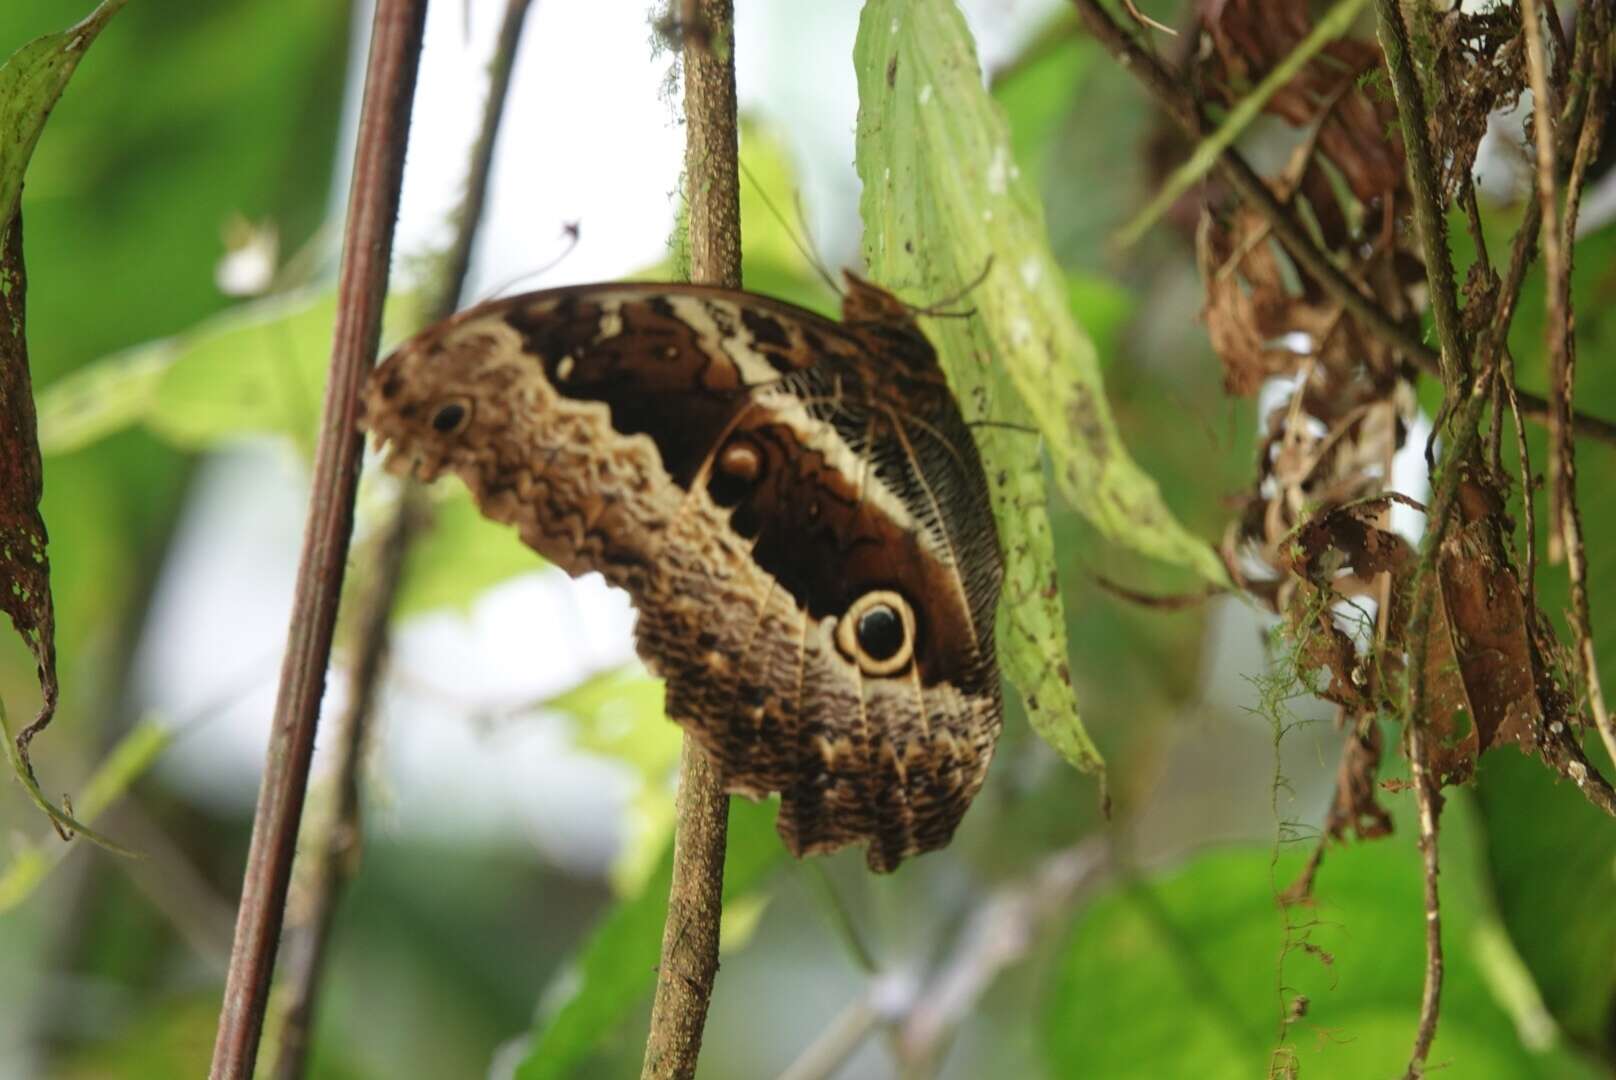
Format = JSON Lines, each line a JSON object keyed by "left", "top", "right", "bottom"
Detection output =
{"left": 361, "top": 274, "right": 1002, "bottom": 871}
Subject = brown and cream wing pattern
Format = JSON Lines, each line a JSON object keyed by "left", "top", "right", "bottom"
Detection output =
{"left": 360, "top": 275, "right": 1002, "bottom": 871}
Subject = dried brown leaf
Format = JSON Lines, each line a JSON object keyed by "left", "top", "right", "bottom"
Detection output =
{"left": 1196, "top": 0, "right": 1403, "bottom": 202}
{"left": 0, "top": 215, "right": 56, "bottom": 780}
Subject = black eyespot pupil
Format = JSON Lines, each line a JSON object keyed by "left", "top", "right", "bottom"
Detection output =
{"left": 856, "top": 604, "right": 905, "bottom": 662}
{"left": 709, "top": 470, "right": 750, "bottom": 509}
{"left": 432, "top": 403, "right": 466, "bottom": 433}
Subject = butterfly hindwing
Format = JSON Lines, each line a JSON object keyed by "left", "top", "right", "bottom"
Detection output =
{"left": 361, "top": 274, "right": 1003, "bottom": 871}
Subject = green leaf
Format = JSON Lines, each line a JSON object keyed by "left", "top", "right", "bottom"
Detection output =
{"left": 1044, "top": 795, "right": 1600, "bottom": 1077}
{"left": 513, "top": 796, "right": 785, "bottom": 1080}
{"left": 0, "top": 714, "right": 168, "bottom": 911}
{"left": 149, "top": 288, "right": 332, "bottom": 450}
{"left": 1475, "top": 747, "right": 1616, "bottom": 1051}
{"left": 550, "top": 666, "right": 680, "bottom": 780}
{"left": 392, "top": 486, "right": 548, "bottom": 618}
{"left": 33, "top": 340, "right": 172, "bottom": 455}
{"left": 854, "top": 0, "right": 1226, "bottom": 589}
{"left": 1066, "top": 271, "right": 1133, "bottom": 368}
{"left": 0, "top": 0, "right": 127, "bottom": 227}
{"left": 853, "top": 0, "right": 1094, "bottom": 777}
{"left": 34, "top": 287, "right": 420, "bottom": 457}
{"left": 0, "top": 695, "right": 148, "bottom": 858}
{"left": 545, "top": 666, "right": 683, "bottom": 890}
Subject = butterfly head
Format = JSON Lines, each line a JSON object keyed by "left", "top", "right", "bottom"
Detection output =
{"left": 839, "top": 271, "right": 919, "bottom": 332}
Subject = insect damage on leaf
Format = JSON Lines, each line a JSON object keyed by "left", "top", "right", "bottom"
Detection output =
{"left": 0, "top": 217, "right": 58, "bottom": 795}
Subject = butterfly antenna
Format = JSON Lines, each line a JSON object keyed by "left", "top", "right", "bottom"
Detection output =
{"left": 966, "top": 418, "right": 1040, "bottom": 436}
{"left": 738, "top": 156, "right": 842, "bottom": 297}
{"left": 792, "top": 189, "right": 841, "bottom": 296}
{"left": 472, "top": 221, "right": 583, "bottom": 305}
{"left": 910, "top": 255, "right": 995, "bottom": 319}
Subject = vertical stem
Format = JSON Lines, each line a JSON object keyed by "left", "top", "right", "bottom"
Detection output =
{"left": 1402, "top": 724, "right": 1444, "bottom": 1078}
{"left": 1371, "top": 0, "right": 1468, "bottom": 394}
{"left": 677, "top": 0, "right": 743, "bottom": 290}
{"left": 266, "top": 2, "right": 539, "bottom": 1074}
{"left": 641, "top": 2, "right": 739, "bottom": 1077}
{"left": 209, "top": 3, "right": 426, "bottom": 1076}
{"left": 269, "top": 496, "right": 417, "bottom": 1080}
{"left": 1525, "top": 0, "right": 1616, "bottom": 770}
{"left": 1520, "top": 0, "right": 1567, "bottom": 561}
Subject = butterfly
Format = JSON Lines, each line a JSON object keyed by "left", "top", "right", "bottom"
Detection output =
{"left": 359, "top": 273, "right": 1002, "bottom": 871}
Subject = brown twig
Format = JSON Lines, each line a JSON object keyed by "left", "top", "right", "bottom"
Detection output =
{"left": 269, "top": 494, "right": 418, "bottom": 1080}
{"left": 1403, "top": 725, "right": 1445, "bottom": 1079}
{"left": 1368, "top": 0, "right": 1474, "bottom": 1067}
{"left": 208, "top": 4, "right": 427, "bottom": 1077}
{"left": 1539, "top": 721, "right": 1616, "bottom": 816}
{"left": 266, "top": 3, "right": 539, "bottom": 1075}
{"left": 1065, "top": 0, "right": 1616, "bottom": 448}
{"left": 1521, "top": 0, "right": 1568, "bottom": 562}
{"left": 640, "top": 2, "right": 739, "bottom": 1078}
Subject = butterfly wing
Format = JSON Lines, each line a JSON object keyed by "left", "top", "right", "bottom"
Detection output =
{"left": 362, "top": 279, "right": 1002, "bottom": 871}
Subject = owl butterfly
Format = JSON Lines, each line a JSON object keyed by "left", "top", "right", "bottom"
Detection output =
{"left": 359, "top": 274, "right": 1003, "bottom": 871}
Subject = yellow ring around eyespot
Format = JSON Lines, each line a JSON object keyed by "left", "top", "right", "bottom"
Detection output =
{"left": 835, "top": 589, "right": 915, "bottom": 677}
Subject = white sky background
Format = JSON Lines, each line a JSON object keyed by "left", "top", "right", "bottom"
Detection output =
{"left": 138, "top": 0, "right": 1063, "bottom": 875}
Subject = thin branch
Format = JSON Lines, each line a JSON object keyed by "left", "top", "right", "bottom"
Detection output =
{"left": 895, "top": 841, "right": 1108, "bottom": 1069}
{"left": 436, "top": 0, "right": 536, "bottom": 320}
{"left": 1522, "top": 0, "right": 1568, "bottom": 560}
{"left": 641, "top": 3, "right": 740, "bottom": 1077}
{"left": 1373, "top": 0, "right": 1467, "bottom": 393}
{"left": 1525, "top": 0, "right": 1616, "bottom": 769}
{"left": 779, "top": 841, "right": 1109, "bottom": 1080}
{"left": 269, "top": 494, "right": 418, "bottom": 1080}
{"left": 778, "top": 996, "right": 885, "bottom": 1080}
{"left": 1403, "top": 726, "right": 1445, "bottom": 1079}
{"left": 1065, "top": 0, "right": 1616, "bottom": 448}
{"left": 208, "top": 4, "right": 427, "bottom": 1077}
{"left": 267, "top": 3, "right": 539, "bottom": 1075}
{"left": 643, "top": 744, "right": 732, "bottom": 1080}
{"left": 1366, "top": 1, "right": 1476, "bottom": 1067}
{"left": 1539, "top": 721, "right": 1616, "bottom": 816}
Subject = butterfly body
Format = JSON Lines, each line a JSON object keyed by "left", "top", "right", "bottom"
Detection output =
{"left": 361, "top": 275, "right": 1001, "bottom": 871}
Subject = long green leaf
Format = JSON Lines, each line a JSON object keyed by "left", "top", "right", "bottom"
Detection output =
{"left": 855, "top": 1, "right": 1089, "bottom": 776}
{"left": 0, "top": 0, "right": 129, "bottom": 225}
{"left": 856, "top": 0, "right": 1225, "bottom": 589}
{"left": 0, "top": 696, "right": 146, "bottom": 858}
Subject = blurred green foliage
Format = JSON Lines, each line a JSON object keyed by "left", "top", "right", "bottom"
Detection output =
{"left": 1046, "top": 794, "right": 1600, "bottom": 1077}
{"left": 1, "top": 1, "right": 1614, "bottom": 1078}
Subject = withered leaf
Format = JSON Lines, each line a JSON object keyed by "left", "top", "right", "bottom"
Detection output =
{"left": 0, "top": 0, "right": 127, "bottom": 827}
{"left": 1196, "top": 0, "right": 1403, "bottom": 203}
{"left": 1419, "top": 470, "right": 1544, "bottom": 785}
{"left": 0, "top": 215, "right": 56, "bottom": 782}
{"left": 1329, "top": 720, "right": 1392, "bottom": 842}
{"left": 1285, "top": 475, "right": 1550, "bottom": 789}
